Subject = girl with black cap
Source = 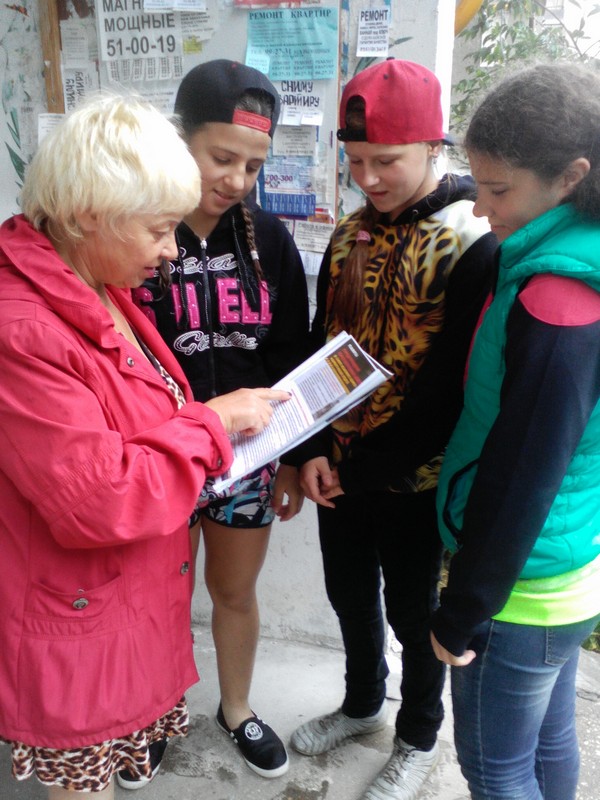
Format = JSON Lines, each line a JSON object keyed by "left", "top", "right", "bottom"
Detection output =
{"left": 130, "top": 59, "right": 309, "bottom": 783}
{"left": 286, "top": 58, "right": 497, "bottom": 800}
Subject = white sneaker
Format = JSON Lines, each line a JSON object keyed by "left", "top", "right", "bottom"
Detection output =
{"left": 361, "top": 738, "right": 439, "bottom": 800}
{"left": 290, "top": 702, "right": 388, "bottom": 756}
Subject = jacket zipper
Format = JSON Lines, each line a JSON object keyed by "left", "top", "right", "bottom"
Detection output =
{"left": 200, "top": 238, "right": 218, "bottom": 398}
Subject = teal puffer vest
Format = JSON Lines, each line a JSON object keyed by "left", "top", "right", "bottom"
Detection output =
{"left": 437, "top": 203, "right": 600, "bottom": 579}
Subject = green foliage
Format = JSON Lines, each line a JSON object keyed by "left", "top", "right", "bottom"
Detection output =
{"left": 452, "top": 0, "right": 600, "bottom": 132}
{"left": 582, "top": 620, "right": 600, "bottom": 652}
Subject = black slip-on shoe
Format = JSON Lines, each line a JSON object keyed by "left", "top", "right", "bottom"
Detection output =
{"left": 216, "top": 703, "right": 289, "bottom": 778}
{"left": 116, "top": 737, "right": 168, "bottom": 790}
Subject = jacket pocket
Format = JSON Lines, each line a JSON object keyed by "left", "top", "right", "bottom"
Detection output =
{"left": 22, "top": 575, "right": 131, "bottom": 639}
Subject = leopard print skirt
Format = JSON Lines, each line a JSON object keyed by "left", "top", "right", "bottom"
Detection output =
{"left": 1, "top": 697, "right": 188, "bottom": 792}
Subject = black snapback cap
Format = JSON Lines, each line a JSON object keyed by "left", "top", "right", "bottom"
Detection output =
{"left": 175, "top": 59, "right": 280, "bottom": 137}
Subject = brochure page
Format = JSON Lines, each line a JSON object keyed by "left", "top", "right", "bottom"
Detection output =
{"left": 212, "top": 331, "right": 391, "bottom": 492}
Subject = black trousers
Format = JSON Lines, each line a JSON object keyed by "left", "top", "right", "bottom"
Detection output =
{"left": 317, "top": 488, "right": 445, "bottom": 751}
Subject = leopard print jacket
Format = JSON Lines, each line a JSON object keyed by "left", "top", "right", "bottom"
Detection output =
{"left": 326, "top": 187, "right": 492, "bottom": 492}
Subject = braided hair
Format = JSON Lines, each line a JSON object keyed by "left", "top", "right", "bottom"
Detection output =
{"left": 239, "top": 195, "right": 265, "bottom": 286}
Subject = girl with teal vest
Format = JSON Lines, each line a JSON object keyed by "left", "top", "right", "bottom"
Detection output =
{"left": 431, "top": 63, "right": 600, "bottom": 800}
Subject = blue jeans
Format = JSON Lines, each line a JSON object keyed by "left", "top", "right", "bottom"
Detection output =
{"left": 317, "top": 489, "right": 445, "bottom": 751}
{"left": 452, "top": 615, "right": 600, "bottom": 800}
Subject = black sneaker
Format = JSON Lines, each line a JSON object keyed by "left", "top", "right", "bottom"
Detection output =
{"left": 216, "top": 703, "right": 289, "bottom": 778}
{"left": 116, "top": 737, "right": 168, "bottom": 791}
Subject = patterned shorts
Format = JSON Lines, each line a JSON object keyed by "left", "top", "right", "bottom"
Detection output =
{"left": 2, "top": 698, "right": 188, "bottom": 792}
{"left": 190, "top": 461, "right": 277, "bottom": 529}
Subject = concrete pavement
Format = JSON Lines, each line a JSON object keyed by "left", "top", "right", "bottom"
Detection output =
{"left": 1, "top": 629, "right": 599, "bottom": 799}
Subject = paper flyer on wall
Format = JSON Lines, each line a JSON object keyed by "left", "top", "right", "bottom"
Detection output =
{"left": 212, "top": 331, "right": 392, "bottom": 492}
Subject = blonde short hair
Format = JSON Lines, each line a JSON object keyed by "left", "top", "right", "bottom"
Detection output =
{"left": 21, "top": 93, "right": 201, "bottom": 239}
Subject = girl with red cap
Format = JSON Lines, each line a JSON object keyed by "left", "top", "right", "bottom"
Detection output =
{"left": 286, "top": 58, "right": 497, "bottom": 800}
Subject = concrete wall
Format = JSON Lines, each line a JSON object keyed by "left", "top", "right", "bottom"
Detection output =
{"left": 0, "top": 0, "right": 458, "bottom": 646}
{"left": 0, "top": 3, "right": 45, "bottom": 223}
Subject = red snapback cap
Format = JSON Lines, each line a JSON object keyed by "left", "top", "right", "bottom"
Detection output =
{"left": 337, "top": 58, "right": 453, "bottom": 146}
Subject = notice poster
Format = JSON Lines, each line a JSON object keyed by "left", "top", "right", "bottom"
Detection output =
{"left": 95, "top": 3, "right": 183, "bottom": 61}
{"left": 246, "top": 5, "right": 338, "bottom": 80}
{"left": 356, "top": 6, "right": 390, "bottom": 57}
{"left": 63, "top": 65, "right": 100, "bottom": 112}
{"left": 275, "top": 79, "right": 324, "bottom": 126}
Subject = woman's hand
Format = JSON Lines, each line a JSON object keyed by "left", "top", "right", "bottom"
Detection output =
{"left": 430, "top": 631, "right": 476, "bottom": 666}
{"left": 299, "top": 457, "right": 342, "bottom": 507}
{"left": 205, "top": 388, "right": 290, "bottom": 436}
{"left": 271, "top": 463, "right": 304, "bottom": 521}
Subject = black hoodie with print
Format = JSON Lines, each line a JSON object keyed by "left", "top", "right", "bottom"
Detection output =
{"left": 133, "top": 200, "right": 309, "bottom": 402}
